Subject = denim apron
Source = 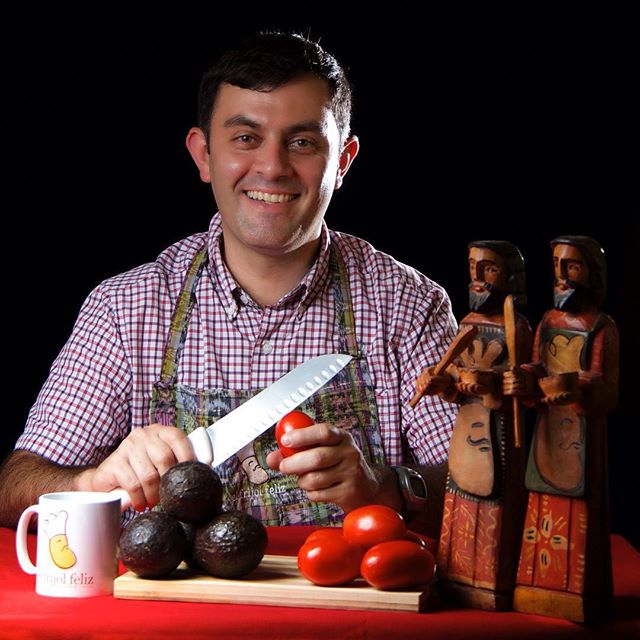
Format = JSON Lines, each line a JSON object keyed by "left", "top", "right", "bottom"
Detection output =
{"left": 150, "top": 244, "right": 385, "bottom": 525}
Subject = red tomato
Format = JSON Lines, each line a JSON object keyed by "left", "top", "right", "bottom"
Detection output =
{"left": 275, "top": 410, "right": 315, "bottom": 457}
{"left": 361, "top": 540, "right": 435, "bottom": 590}
{"left": 298, "top": 537, "right": 364, "bottom": 586}
{"left": 304, "top": 527, "right": 344, "bottom": 545}
{"left": 405, "top": 530, "right": 438, "bottom": 556}
{"left": 404, "top": 530, "right": 427, "bottom": 548}
{"left": 343, "top": 505, "right": 406, "bottom": 549}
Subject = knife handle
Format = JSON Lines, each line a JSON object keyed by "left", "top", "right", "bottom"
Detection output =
{"left": 187, "top": 426, "right": 214, "bottom": 466}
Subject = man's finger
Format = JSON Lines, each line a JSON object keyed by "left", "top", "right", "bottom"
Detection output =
{"left": 156, "top": 426, "right": 197, "bottom": 463}
{"left": 127, "top": 451, "right": 162, "bottom": 508}
{"left": 280, "top": 423, "right": 344, "bottom": 449}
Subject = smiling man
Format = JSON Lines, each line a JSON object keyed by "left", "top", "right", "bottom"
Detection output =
{"left": 186, "top": 73, "right": 358, "bottom": 306}
{"left": 0, "top": 32, "right": 457, "bottom": 533}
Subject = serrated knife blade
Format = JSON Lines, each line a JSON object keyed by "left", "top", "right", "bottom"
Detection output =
{"left": 187, "top": 353, "right": 352, "bottom": 467}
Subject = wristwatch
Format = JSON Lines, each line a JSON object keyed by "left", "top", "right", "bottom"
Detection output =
{"left": 391, "top": 466, "right": 428, "bottom": 515}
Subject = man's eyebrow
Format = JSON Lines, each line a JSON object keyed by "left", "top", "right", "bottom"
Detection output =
{"left": 223, "top": 115, "right": 259, "bottom": 129}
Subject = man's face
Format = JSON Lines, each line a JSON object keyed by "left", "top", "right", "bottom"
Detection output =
{"left": 553, "top": 244, "right": 590, "bottom": 311}
{"left": 190, "top": 75, "right": 356, "bottom": 259}
{"left": 468, "top": 247, "right": 508, "bottom": 313}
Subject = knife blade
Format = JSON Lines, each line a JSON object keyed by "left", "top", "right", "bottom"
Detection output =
{"left": 113, "top": 353, "right": 352, "bottom": 511}
{"left": 187, "top": 353, "right": 352, "bottom": 467}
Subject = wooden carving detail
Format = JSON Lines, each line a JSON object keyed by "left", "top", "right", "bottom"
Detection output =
{"left": 413, "top": 241, "right": 532, "bottom": 611}
{"left": 508, "top": 236, "right": 619, "bottom": 623}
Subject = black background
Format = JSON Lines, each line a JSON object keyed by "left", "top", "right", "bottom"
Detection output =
{"left": 3, "top": 3, "right": 638, "bottom": 546}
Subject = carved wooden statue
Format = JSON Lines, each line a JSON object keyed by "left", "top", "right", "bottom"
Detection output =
{"left": 506, "top": 236, "right": 619, "bottom": 623}
{"left": 413, "top": 241, "right": 533, "bottom": 610}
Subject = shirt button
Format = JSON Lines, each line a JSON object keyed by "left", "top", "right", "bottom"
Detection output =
{"left": 261, "top": 341, "right": 274, "bottom": 355}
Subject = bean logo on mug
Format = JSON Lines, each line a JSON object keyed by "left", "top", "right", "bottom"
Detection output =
{"left": 15, "top": 492, "right": 121, "bottom": 597}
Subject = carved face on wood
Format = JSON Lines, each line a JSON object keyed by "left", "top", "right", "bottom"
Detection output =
{"left": 553, "top": 244, "right": 591, "bottom": 311}
{"left": 468, "top": 247, "right": 508, "bottom": 314}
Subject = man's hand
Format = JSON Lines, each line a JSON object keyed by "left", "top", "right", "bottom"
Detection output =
{"left": 265, "top": 423, "right": 392, "bottom": 514}
{"left": 74, "top": 424, "right": 195, "bottom": 511}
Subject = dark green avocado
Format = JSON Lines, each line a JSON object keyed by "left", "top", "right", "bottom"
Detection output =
{"left": 194, "top": 511, "right": 268, "bottom": 579}
{"left": 159, "top": 461, "right": 223, "bottom": 525}
{"left": 119, "top": 511, "right": 186, "bottom": 578}
{"left": 179, "top": 520, "right": 201, "bottom": 571}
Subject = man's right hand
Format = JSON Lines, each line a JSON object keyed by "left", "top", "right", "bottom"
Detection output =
{"left": 74, "top": 424, "right": 195, "bottom": 511}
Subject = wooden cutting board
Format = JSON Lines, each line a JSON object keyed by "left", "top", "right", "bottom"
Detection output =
{"left": 114, "top": 554, "right": 430, "bottom": 612}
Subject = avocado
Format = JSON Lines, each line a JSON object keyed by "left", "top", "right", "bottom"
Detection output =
{"left": 179, "top": 520, "right": 201, "bottom": 570}
{"left": 119, "top": 511, "right": 186, "bottom": 578}
{"left": 194, "top": 511, "right": 268, "bottom": 579}
{"left": 159, "top": 461, "right": 223, "bottom": 525}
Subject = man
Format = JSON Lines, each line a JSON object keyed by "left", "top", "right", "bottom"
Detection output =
{"left": 0, "top": 32, "right": 456, "bottom": 532}
{"left": 505, "top": 236, "right": 618, "bottom": 622}
{"left": 414, "top": 241, "right": 532, "bottom": 609}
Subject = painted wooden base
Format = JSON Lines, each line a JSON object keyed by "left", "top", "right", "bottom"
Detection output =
{"left": 437, "top": 580, "right": 512, "bottom": 611}
{"left": 114, "top": 554, "right": 431, "bottom": 613}
{"left": 514, "top": 585, "right": 585, "bottom": 622}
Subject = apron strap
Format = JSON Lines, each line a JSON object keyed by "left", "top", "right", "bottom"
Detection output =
{"left": 329, "top": 245, "right": 360, "bottom": 358}
{"left": 159, "top": 242, "right": 360, "bottom": 383}
{"left": 159, "top": 246, "right": 209, "bottom": 385}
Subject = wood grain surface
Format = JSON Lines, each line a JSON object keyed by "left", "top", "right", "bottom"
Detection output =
{"left": 114, "top": 554, "right": 430, "bottom": 612}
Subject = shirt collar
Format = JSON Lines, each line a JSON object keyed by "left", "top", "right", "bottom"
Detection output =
{"left": 206, "top": 212, "right": 332, "bottom": 319}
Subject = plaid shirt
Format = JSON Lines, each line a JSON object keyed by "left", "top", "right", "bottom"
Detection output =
{"left": 18, "top": 213, "right": 457, "bottom": 467}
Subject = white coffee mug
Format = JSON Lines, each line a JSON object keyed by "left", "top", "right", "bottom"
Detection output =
{"left": 15, "top": 491, "right": 121, "bottom": 597}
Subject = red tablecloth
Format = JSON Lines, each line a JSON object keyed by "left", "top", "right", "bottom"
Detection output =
{"left": 1, "top": 526, "right": 638, "bottom": 639}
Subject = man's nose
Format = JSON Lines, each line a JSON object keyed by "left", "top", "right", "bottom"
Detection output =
{"left": 254, "top": 140, "right": 293, "bottom": 178}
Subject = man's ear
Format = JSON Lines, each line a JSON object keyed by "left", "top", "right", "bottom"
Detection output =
{"left": 334, "top": 135, "right": 360, "bottom": 190}
{"left": 185, "top": 127, "right": 212, "bottom": 183}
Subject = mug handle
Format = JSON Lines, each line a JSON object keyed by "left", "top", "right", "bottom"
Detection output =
{"left": 15, "top": 505, "right": 40, "bottom": 574}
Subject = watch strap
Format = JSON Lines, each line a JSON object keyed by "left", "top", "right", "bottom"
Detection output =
{"left": 391, "top": 465, "right": 428, "bottom": 515}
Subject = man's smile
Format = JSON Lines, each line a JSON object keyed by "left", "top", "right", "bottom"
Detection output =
{"left": 244, "top": 190, "right": 299, "bottom": 203}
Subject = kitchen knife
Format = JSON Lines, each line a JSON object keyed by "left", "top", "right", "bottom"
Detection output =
{"left": 188, "top": 353, "right": 352, "bottom": 467}
{"left": 113, "top": 353, "right": 352, "bottom": 511}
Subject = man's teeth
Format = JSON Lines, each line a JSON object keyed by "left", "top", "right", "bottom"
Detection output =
{"left": 246, "top": 190, "right": 296, "bottom": 203}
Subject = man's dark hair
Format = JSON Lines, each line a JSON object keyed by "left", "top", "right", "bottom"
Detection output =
{"left": 551, "top": 235, "right": 607, "bottom": 306}
{"left": 468, "top": 240, "right": 528, "bottom": 307}
{"left": 197, "top": 31, "right": 353, "bottom": 147}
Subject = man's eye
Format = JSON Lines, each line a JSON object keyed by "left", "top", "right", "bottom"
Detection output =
{"left": 234, "top": 134, "right": 256, "bottom": 145}
{"left": 290, "top": 138, "right": 315, "bottom": 151}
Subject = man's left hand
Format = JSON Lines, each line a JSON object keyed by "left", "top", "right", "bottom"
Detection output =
{"left": 265, "top": 423, "right": 381, "bottom": 513}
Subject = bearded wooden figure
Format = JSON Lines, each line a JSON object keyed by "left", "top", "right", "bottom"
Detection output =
{"left": 413, "top": 241, "right": 533, "bottom": 610}
{"left": 505, "top": 236, "right": 619, "bottom": 623}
